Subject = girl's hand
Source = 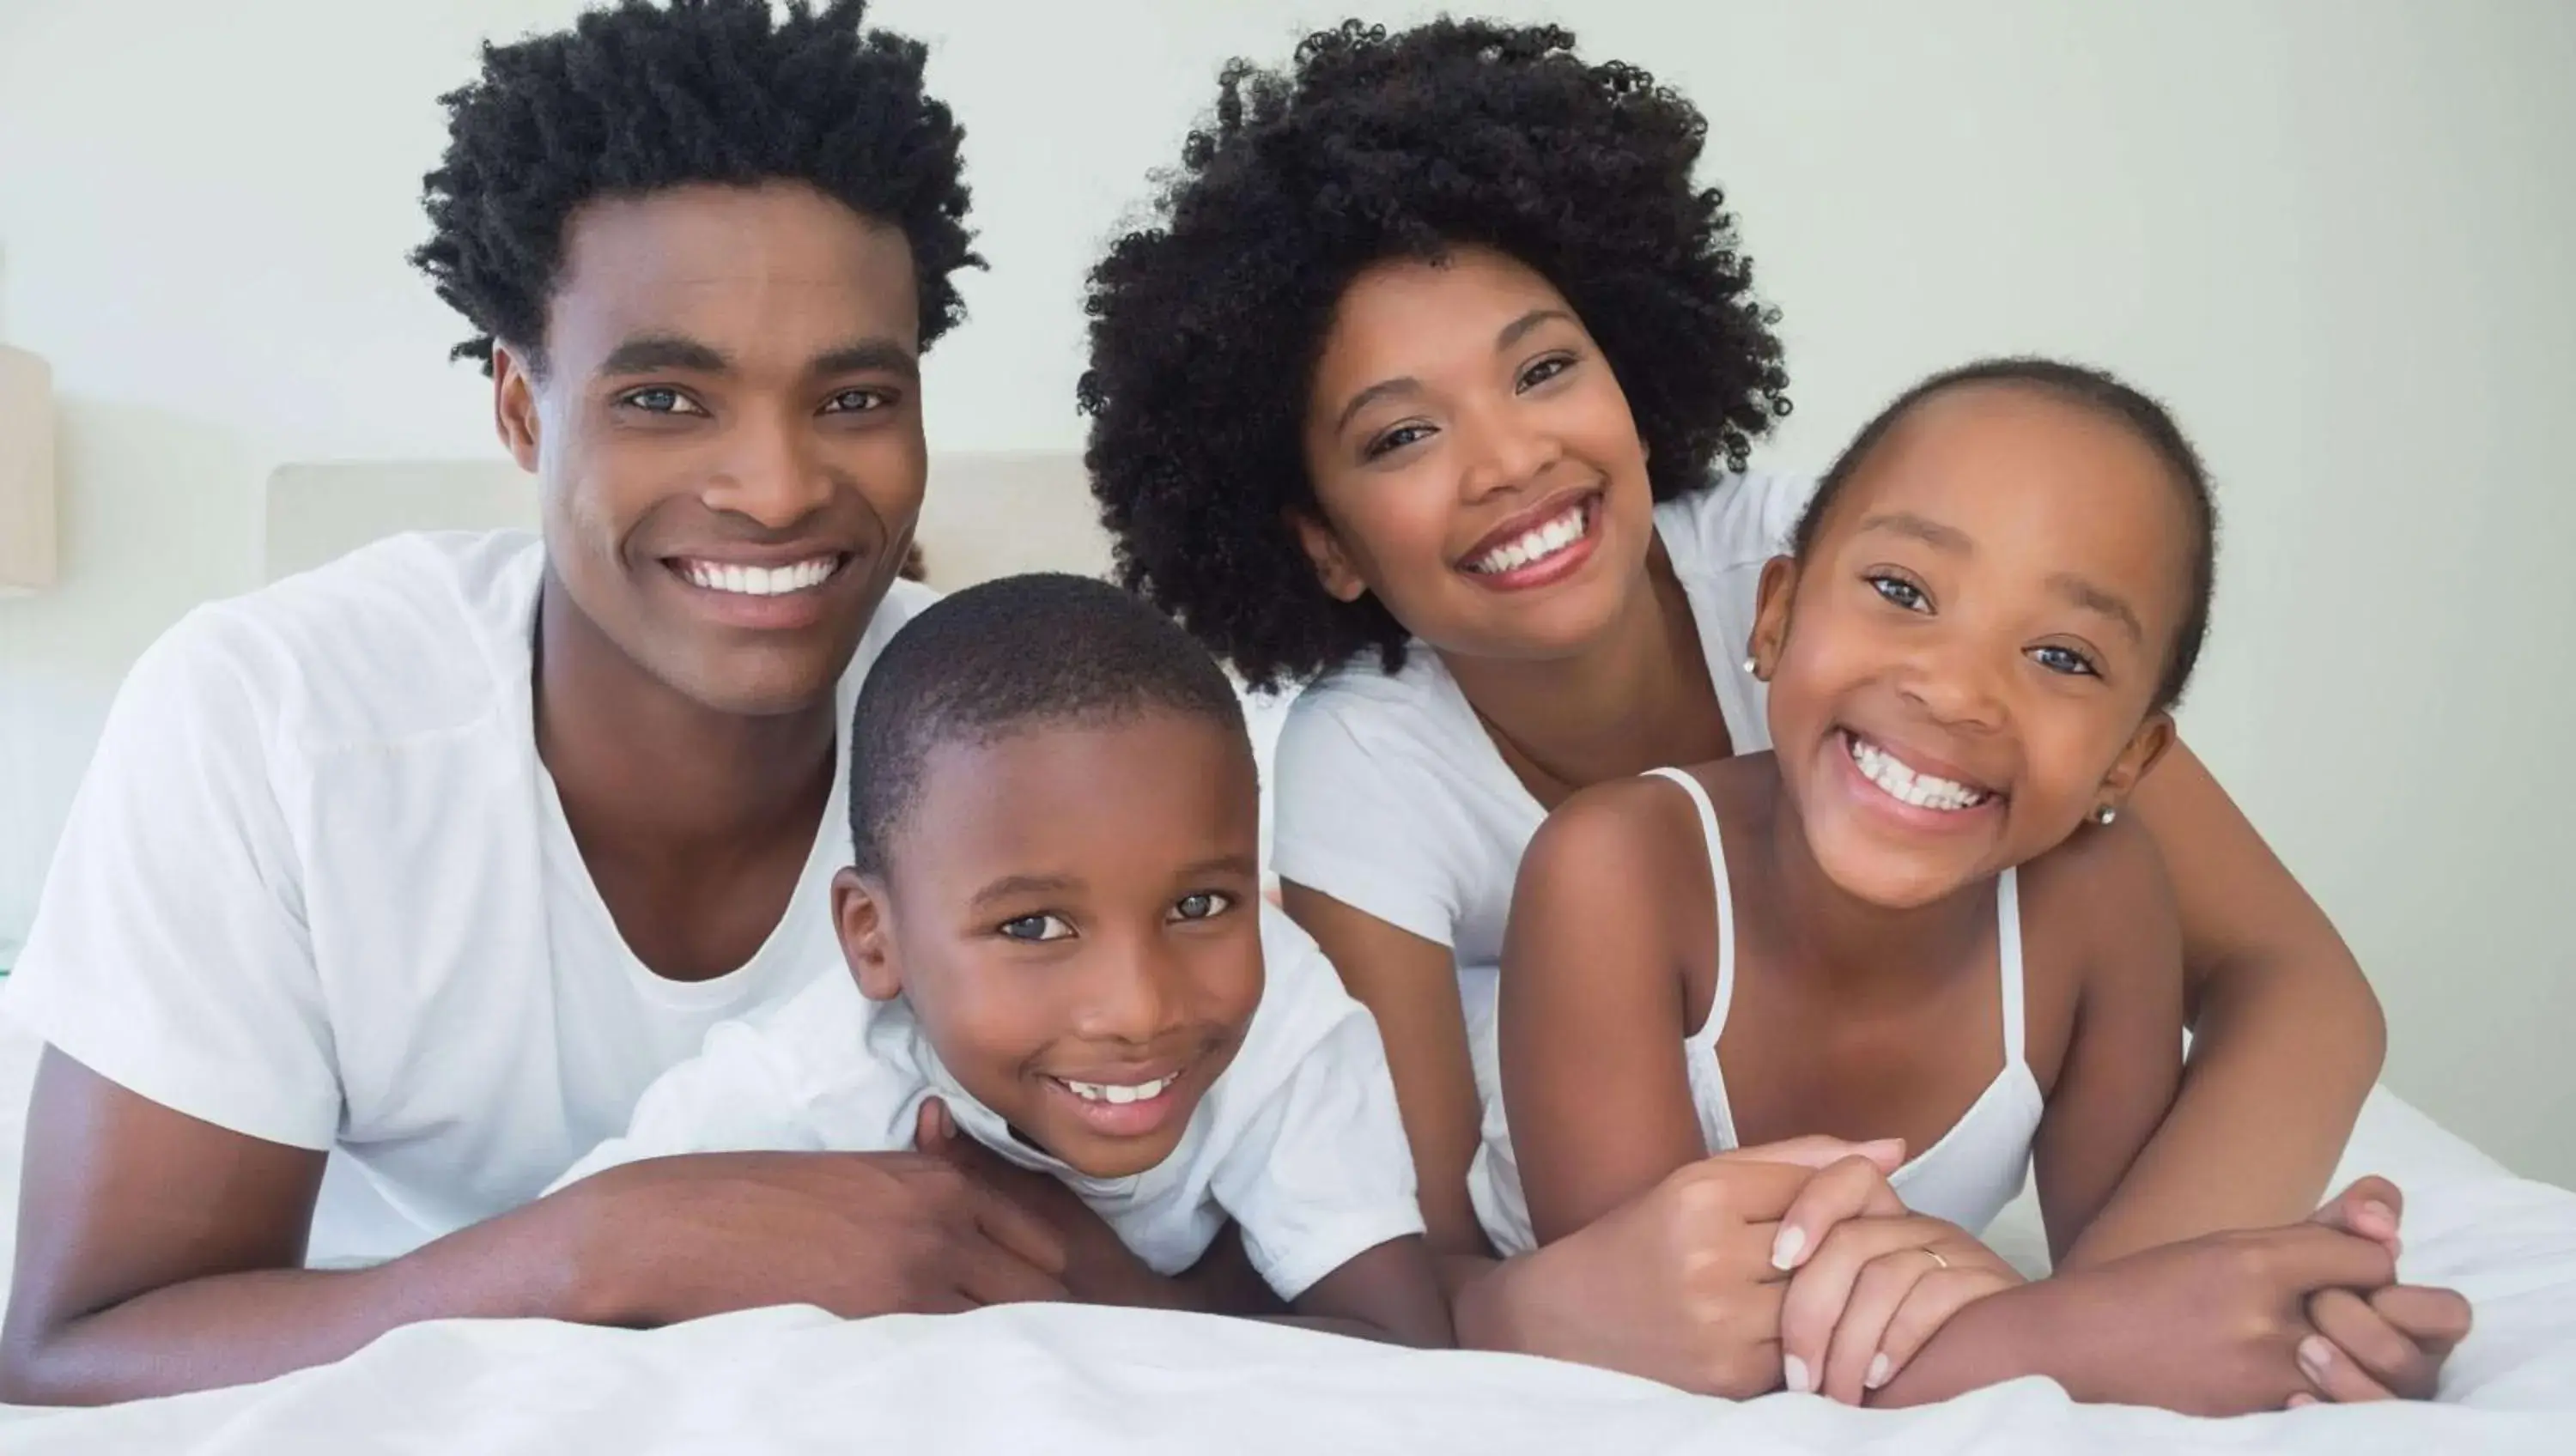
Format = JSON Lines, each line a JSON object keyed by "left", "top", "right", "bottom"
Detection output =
{"left": 2291, "top": 1176, "right": 2473, "bottom": 1404}
{"left": 1777, "top": 1213, "right": 2021, "bottom": 1404}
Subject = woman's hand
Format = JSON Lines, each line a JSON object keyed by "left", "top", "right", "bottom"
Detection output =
{"left": 911, "top": 1099, "right": 1179, "bottom": 1310}
{"left": 2293, "top": 1176, "right": 2474, "bottom": 1403}
{"left": 1776, "top": 1213, "right": 2021, "bottom": 1404}
{"left": 1462, "top": 1137, "right": 1905, "bottom": 1397}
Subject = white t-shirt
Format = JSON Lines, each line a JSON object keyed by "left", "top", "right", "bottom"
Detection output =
{"left": 1267, "top": 471, "right": 1818, "bottom": 1246}
{"left": 551, "top": 902, "right": 1425, "bottom": 1301}
{"left": 3, "top": 531, "right": 933, "bottom": 1265}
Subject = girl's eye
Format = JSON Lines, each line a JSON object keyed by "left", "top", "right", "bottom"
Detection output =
{"left": 618, "top": 387, "right": 705, "bottom": 416}
{"left": 1516, "top": 355, "right": 1575, "bottom": 391}
{"left": 1868, "top": 574, "right": 1929, "bottom": 612}
{"left": 822, "top": 388, "right": 891, "bottom": 415}
{"left": 1364, "top": 422, "right": 1435, "bottom": 460}
{"left": 1170, "top": 891, "right": 1235, "bottom": 923}
{"left": 998, "top": 913, "right": 1073, "bottom": 943}
{"left": 2030, "top": 645, "right": 2100, "bottom": 678}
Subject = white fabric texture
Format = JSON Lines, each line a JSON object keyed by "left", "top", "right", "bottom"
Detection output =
{"left": 0, "top": 530, "right": 934, "bottom": 1265}
{"left": 1271, "top": 470, "right": 1817, "bottom": 1253}
{"left": 550, "top": 902, "right": 1423, "bottom": 1300}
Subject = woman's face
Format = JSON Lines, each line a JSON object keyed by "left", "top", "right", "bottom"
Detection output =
{"left": 1297, "top": 246, "right": 1659, "bottom": 664}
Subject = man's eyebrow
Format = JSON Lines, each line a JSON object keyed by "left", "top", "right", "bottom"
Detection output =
{"left": 596, "top": 334, "right": 731, "bottom": 378}
{"left": 810, "top": 337, "right": 919, "bottom": 381}
{"left": 2048, "top": 572, "right": 2145, "bottom": 645}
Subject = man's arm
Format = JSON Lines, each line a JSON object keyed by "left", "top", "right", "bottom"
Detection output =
{"left": 1, "top": 1052, "right": 1069, "bottom": 1406}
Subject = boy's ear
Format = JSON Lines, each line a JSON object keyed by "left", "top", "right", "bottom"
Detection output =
{"left": 492, "top": 343, "right": 543, "bottom": 475}
{"left": 833, "top": 867, "right": 903, "bottom": 1002}
{"left": 1286, "top": 507, "right": 1369, "bottom": 604}
{"left": 2095, "top": 710, "right": 2178, "bottom": 818}
{"left": 1747, "top": 555, "right": 1800, "bottom": 680}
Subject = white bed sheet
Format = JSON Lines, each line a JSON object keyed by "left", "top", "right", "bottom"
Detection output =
{"left": 0, "top": 1017, "right": 2569, "bottom": 1452}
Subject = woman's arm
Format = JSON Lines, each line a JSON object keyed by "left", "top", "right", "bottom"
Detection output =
{"left": 1496, "top": 786, "right": 1710, "bottom": 1244}
{"left": 2081, "top": 740, "right": 2385, "bottom": 1259}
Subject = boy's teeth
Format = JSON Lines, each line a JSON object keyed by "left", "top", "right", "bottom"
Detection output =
{"left": 679, "top": 556, "right": 839, "bottom": 597}
{"left": 1469, "top": 502, "right": 1590, "bottom": 574}
{"left": 1061, "top": 1074, "right": 1179, "bottom": 1105}
{"left": 1846, "top": 733, "right": 1993, "bottom": 811}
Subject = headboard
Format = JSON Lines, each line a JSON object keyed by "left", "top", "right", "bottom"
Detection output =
{"left": 263, "top": 450, "right": 1114, "bottom": 589}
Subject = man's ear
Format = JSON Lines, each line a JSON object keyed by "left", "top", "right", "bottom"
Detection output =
{"left": 2094, "top": 710, "right": 2178, "bottom": 820}
{"left": 834, "top": 867, "right": 903, "bottom": 1002}
{"left": 1746, "top": 555, "right": 1801, "bottom": 680}
{"left": 492, "top": 343, "right": 543, "bottom": 475}
{"left": 1286, "top": 507, "right": 1369, "bottom": 604}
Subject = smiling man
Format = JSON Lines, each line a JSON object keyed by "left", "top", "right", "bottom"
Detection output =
{"left": 0, "top": 0, "right": 1078, "bottom": 1405}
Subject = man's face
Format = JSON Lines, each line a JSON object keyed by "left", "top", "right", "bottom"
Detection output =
{"left": 497, "top": 181, "right": 927, "bottom": 716}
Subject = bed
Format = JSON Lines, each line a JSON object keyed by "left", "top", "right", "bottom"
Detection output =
{"left": 1, "top": 459, "right": 2569, "bottom": 1448}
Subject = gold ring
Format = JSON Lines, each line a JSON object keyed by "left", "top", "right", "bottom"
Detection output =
{"left": 1923, "top": 1247, "right": 1952, "bottom": 1271}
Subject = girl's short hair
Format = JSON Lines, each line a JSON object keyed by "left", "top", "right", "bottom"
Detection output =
{"left": 1079, "top": 20, "right": 1790, "bottom": 689}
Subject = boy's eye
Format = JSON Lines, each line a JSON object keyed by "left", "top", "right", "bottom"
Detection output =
{"left": 1364, "top": 422, "right": 1435, "bottom": 460}
{"left": 617, "top": 387, "right": 706, "bottom": 416}
{"left": 2029, "top": 645, "right": 2100, "bottom": 678}
{"left": 822, "top": 387, "right": 892, "bottom": 415}
{"left": 998, "top": 913, "right": 1074, "bottom": 943}
{"left": 1867, "top": 574, "right": 1929, "bottom": 612}
{"left": 1170, "top": 891, "right": 1235, "bottom": 923}
{"left": 1516, "top": 354, "right": 1575, "bottom": 391}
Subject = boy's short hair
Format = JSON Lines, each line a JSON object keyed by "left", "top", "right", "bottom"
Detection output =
{"left": 1792, "top": 356, "right": 2220, "bottom": 709}
{"left": 412, "top": 0, "right": 977, "bottom": 376}
{"left": 848, "top": 574, "right": 1249, "bottom": 877}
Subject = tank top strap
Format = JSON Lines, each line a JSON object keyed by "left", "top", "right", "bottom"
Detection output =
{"left": 1643, "top": 767, "right": 1735, "bottom": 1048}
{"left": 1996, "top": 865, "right": 2028, "bottom": 1066}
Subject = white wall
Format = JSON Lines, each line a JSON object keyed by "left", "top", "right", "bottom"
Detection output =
{"left": 1, "top": 0, "right": 2570, "bottom": 1182}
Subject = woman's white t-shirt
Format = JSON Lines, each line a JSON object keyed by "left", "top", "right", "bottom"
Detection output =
{"left": 3, "top": 531, "right": 933, "bottom": 1265}
{"left": 1268, "top": 470, "right": 1818, "bottom": 1244}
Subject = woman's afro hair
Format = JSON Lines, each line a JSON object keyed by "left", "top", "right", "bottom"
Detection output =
{"left": 1078, "top": 19, "right": 1790, "bottom": 689}
{"left": 412, "top": 0, "right": 976, "bottom": 375}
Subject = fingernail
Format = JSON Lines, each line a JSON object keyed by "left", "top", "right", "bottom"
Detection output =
{"left": 2362, "top": 1199, "right": 2397, "bottom": 1231}
{"left": 1866, "top": 1353, "right": 1892, "bottom": 1390}
{"left": 1783, "top": 1355, "right": 1812, "bottom": 1393}
{"left": 2297, "top": 1335, "right": 2333, "bottom": 1380}
{"left": 2287, "top": 1393, "right": 2318, "bottom": 1410}
{"left": 1771, "top": 1223, "right": 1807, "bottom": 1271}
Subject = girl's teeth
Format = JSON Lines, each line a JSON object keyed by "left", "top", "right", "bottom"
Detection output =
{"left": 1062, "top": 1074, "right": 1179, "bottom": 1105}
{"left": 681, "top": 557, "right": 839, "bottom": 597}
{"left": 1471, "top": 503, "right": 1590, "bottom": 574}
{"left": 1846, "top": 733, "right": 1992, "bottom": 811}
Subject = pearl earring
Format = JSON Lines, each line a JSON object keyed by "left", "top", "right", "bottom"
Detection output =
{"left": 1742, "top": 656, "right": 1760, "bottom": 678}
{"left": 2093, "top": 805, "right": 2117, "bottom": 827}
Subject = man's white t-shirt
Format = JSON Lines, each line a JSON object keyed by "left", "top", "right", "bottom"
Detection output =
{"left": 3, "top": 531, "right": 933, "bottom": 1265}
{"left": 550, "top": 902, "right": 1425, "bottom": 1300}
{"left": 1267, "top": 471, "right": 1818, "bottom": 1245}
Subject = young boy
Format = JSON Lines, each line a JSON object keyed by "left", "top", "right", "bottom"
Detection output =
{"left": 555, "top": 575, "right": 1452, "bottom": 1345}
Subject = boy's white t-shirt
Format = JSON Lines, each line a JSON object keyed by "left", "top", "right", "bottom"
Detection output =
{"left": 551, "top": 902, "right": 1425, "bottom": 1301}
{"left": 3, "top": 531, "right": 934, "bottom": 1265}
{"left": 1267, "top": 471, "right": 1818, "bottom": 1244}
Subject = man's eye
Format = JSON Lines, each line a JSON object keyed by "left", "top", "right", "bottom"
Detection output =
{"left": 1170, "top": 891, "right": 1235, "bottom": 922}
{"left": 999, "top": 913, "right": 1073, "bottom": 943}
{"left": 619, "top": 387, "right": 705, "bottom": 416}
{"left": 822, "top": 388, "right": 892, "bottom": 415}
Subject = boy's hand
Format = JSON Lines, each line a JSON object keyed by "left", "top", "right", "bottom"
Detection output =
{"left": 2292, "top": 1176, "right": 2473, "bottom": 1403}
{"left": 912, "top": 1099, "right": 1182, "bottom": 1310}
{"left": 1776, "top": 1213, "right": 2020, "bottom": 1404}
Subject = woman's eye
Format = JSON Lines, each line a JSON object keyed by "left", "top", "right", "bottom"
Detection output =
{"left": 2030, "top": 645, "right": 2100, "bottom": 678}
{"left": 1516, "top": 355, "right": 1575, "bottom": 391}
{"left": 999, "top": 913, "right": 1073, "bottom": 943}
{"left": 1868, "top": 574, "right": 1929, "bottom": 612}
{"left": 1364, "top": 422, "right": 1435, "bottom": 460}
{"left": 1170, "top": 891, "right": 1235, "bottom": 923}
{"left": 822, "top": 388, "right": 891, "bottom": 415}
{"left": 619, "top": 387, "right": 703, "bottom": 416}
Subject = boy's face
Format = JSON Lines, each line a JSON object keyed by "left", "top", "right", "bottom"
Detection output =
{"left": 834, "top": 709, "right": 1266, "bottom": 1179}
{"left": 1750, "top": 385, "right": 2190, "bottom": 909}
{"left": 495, "top": 181, "right": 927, "bottom": 718}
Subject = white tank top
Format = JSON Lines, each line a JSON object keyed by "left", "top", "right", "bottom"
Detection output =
{"left": 1466, "top": 767, "right": 2045, "bottom": 1256}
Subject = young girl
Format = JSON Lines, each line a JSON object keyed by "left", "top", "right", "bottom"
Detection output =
{"left": 1079, "top": 17, "right": 2453, "bottom": 1401}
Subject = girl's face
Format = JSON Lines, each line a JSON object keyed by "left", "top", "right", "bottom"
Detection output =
{"left": 1749, "top": 385, "right": 2190, "bottom": 910}
{"left": 1296, "top": 247, "right": 1659, "bottom": 664}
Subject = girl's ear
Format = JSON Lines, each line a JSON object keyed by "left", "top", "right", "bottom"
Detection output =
{"left": 1746, "top": 555, "right": 1800, "bottom": 680}
{"left": 834, "top": 868, "right": 904, "bottom": 1002}
{"left": 1287, "top": 507, "right": 1370, "bottom": 604}
{"left": 2094, "top": 711, "right": 2178, "bottom": 820}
